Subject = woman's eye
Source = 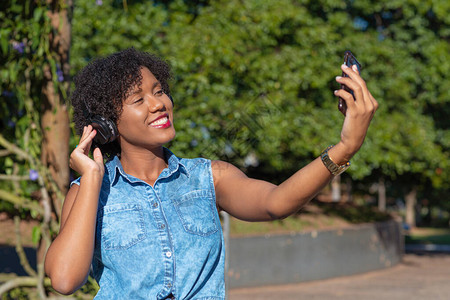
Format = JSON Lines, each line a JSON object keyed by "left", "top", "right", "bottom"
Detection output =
{"left": 156, "top": 90, "right": 164, "bottom": 95}
{"left": 134, "top": 98, "right": 143, "bottom": 104}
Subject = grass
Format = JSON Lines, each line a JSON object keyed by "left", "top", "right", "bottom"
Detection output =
{"left": 228, "top": 201, "right": 394, "bottom": 237}
{"left": 405, "top": 227, "right": 450, "bottom": 245}
{"left": 229, "top": 216, "right": 315, "bottom": 237}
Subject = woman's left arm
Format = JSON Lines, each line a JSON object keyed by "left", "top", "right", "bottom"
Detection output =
{"left": 213, "top": 64, "right": 378, "bottom": 221}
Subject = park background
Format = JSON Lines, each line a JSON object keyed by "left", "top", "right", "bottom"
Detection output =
{"left": 0, "top": 0, "right": 449, "bottom": 298}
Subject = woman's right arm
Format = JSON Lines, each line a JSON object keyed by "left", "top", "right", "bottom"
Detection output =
{"left": 44, "top": 125, "right": 104, "bottom": 295}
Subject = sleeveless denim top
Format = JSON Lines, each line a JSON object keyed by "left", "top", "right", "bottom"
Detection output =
{"left": 71, "top": 148, "right": 225, "bottom": 299}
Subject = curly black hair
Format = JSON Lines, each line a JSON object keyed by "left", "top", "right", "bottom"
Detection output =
{"left": 71, "top": 47, "right": 172, "bottom": 158}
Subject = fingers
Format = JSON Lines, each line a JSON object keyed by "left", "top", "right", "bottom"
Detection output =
{"left": 336, "top": 75, "right": 365, "bottom": 105}
{"left": 336, "top": 65, "right": 378, "bottom": 116}
{"left": 69, "top": 126, "right": 104, "bottom": 175}
{"left": 70, "top": 125, "right": 96, "bottom": 167}
{"left": 340, "top": 64, "right": 367, "bottom": 99}
{"left": 334, "top": 89, "right": 356, "bottom": 112}
{"left": 351, "top": 64, "right": 360, "bottom": 75}
{"left": 93, "top": 147, "right": 103, "bottom": 165}
{"left": 368, "top": 90, "right": 379, "bottom": 117}
{"left": 77, "top": 125, "right": 96, "bottom": 153}
{"left": 341, "top": 64, "right": 363, "bottom": 81}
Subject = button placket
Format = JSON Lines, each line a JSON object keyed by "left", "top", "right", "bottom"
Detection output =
{"left": 151, "top": 187, "right": 176, "bottom": 298}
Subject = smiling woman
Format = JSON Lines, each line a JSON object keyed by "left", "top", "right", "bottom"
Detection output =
{"left": 117, "top": 67, "right": 176, "bottom": 158}
{"left": 44, "top": 48, "right": 378, "bottom": 299}
{"left": 69, "top": 48, "right": 173, "bottom": 159}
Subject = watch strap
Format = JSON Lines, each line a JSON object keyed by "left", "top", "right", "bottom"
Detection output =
{"left": 320, "top": 145, "right": 350, "bottom": 176}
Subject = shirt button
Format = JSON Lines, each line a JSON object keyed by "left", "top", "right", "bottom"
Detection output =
{"left": 160, "top": 224, "right": 165, "bottom": 229}
{"left": 166, "top": 251, "right": 172, "bottom": 258}
{"left": 153, "top": 202, "right": 158, "bottom": 208}
{"left": 166, "top": 282, "right": 172, "bottom": 288}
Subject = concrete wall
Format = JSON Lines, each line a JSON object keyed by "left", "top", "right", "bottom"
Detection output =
{"left": 227, "top": 220, "right": 403, "bottom": 288}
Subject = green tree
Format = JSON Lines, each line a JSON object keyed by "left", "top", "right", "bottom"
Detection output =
{"left": 70, "top": 0, "right": 448, "bottom": 224}
{"left": 71, "top": 0, "right": 448, "bottom": 207}
{"left": 347, "top": 0, "right": 449, "bottom": 226}
{"left": 0, "top": 0, "right": 73, "bottom": 297}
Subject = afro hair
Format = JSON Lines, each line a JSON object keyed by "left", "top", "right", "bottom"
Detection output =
{"left": 71, "top": 48, "right": 172, "bottom": 158}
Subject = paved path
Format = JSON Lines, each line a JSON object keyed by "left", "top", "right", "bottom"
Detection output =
{"left": 229, "top": 253, "right": 450, "bottom": 300}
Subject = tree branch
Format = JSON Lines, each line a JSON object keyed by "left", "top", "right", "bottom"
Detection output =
{"left": 0, "top": 134, "right": 33, "bottom": 162}
{"left": 0, "top": 189, "right": 44, "bottom": 214}
{"left": 0, "top": 174, "right": 31, "bottom": 181}
{"left": 0, "top": 275, "right": 51, "bottom": 295}
{"left": 14, "top": 216, "right": 37, "bottom": 277}
{"left": 0, "top": 149, "right": 12, "bottom": 157}
{"left": 0, "top": 133, "right": 64, "bottom": 222}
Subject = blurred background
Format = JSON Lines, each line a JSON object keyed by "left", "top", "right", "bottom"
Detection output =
{"left": 0, "top": 0, "right": 449, "bottom": 298}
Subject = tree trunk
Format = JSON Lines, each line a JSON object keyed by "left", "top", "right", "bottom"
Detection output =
{"left": 405, "top": 186, "right": 417, "bottom": 228}
{"left": 346, "top": 177, "right": 352, "bottom": 203}
{"left": 41, "top": 0, "right": 73, "bottom": 214}
{"left": 378, "top": 177, "right": 386, "bottom": 212}
{"left": 331, "top": 175, "right": 341, "bottom": 202}
{"left": 39, "top": 0, "right": 72, "bottom": 278}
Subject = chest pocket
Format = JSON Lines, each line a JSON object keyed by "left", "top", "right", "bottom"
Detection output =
{"left": 97, "top": 203, "right": 146, "bottom": 250}
{"left": 173, "top": 189, "right": 219, "bottom": 236}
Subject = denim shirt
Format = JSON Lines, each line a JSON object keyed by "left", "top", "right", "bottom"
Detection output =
{"left": 71, "top": 148, "right": 225, "bottom": 299}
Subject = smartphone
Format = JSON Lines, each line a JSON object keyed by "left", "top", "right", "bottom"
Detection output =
{"left": 338, "top": 50, "right": 362, "bottom": 115}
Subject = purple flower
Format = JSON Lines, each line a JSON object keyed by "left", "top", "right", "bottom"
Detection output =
{"left": 56, "top": 67, "right": 64, "bottom": 82}
{"left": 12, "top": 41, "right": 25, "bottom": 54}
{"left": 96, "top": 0, "right": 103, "bottom": 5}
{"left": 2, "top": 91, "right": 14, "bottom": 97}
{"left": 29, "top": 169, "right": 39, "bottom": 181}
{"left": 7, "top": 120, "right": 15, "bottom": 128}
{"left": 190, "top": 139, "right": 198, "bottom": 147}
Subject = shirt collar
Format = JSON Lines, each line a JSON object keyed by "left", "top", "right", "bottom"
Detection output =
{"left": 107, "top": 147, "right": 189, "bottom": 186}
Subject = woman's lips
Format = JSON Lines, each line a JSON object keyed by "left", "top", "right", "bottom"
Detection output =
{"left": 149, "top": 116, "right": 171, "bottom": 128}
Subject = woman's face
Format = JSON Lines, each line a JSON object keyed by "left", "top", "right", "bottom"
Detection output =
{"left": 117, "top": 67, "right": 176, "bottom": 150}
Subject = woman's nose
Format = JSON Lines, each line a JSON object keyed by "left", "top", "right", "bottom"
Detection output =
{"left": 146, "top": 95, "right": 165, "bottom": 112}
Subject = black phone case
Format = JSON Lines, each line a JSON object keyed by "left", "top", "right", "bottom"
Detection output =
{"left": 339, "top": 51, "right": 362, "bottom": 115}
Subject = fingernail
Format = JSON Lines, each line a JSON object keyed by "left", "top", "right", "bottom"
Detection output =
{"left": 336, "top": 76, "right": 342, "bottom": 80}
{"left": 342, "top": 64, "right": 348, "bottom": 68}
{"left": 352, "top": 65, "right": 357, "bottom": 71}
{"left": 334, "top": 90, "right": 338, "bottom": 94}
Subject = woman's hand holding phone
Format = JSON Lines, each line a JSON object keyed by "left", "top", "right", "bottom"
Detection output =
{"left": 338, "top": 51, "right": 361, "bottom": 116}
{"left": 334, "top": 52, "right": 379, "bottom": 159}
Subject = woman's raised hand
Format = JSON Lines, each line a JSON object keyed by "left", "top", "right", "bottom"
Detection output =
{"left": 334, "top": 64, "right": 379, "bottom": 158}
{"left": 69, "top": 125, "right": 104, "bottom": 177}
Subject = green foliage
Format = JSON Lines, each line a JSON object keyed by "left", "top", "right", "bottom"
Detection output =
{"left": 0, "top": 0, "right": 72, "bottom": 297}
{"left": 2, "top": 287, "right": 34, "bottom": 300}
{"left": 229, "top": 201, "right": 392, "bottom": 236}
{"left": 318, "top": 201, "right": 392, "bottom": 224}
{"left": 0, "top": 0, "right": 50, "bottom": 215}
{"left": 71, "top": 0, "right": 448, "bottom": 190}
{"left": 405, "top": 228, "right": 450, "bottom": 245}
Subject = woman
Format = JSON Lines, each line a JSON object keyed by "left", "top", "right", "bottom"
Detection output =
{"left": 44, "top": 48, "right": 377, "bottom": 299}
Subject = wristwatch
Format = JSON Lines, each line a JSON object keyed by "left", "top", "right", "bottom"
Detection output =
{"left": 320, "top": 145, "right": 350, "bottom": 176}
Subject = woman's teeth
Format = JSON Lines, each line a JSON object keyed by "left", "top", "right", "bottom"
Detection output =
{"left": 151, "top": 117, "right": 168, "bottom": 126}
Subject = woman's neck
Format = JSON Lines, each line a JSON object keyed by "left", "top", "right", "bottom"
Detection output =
{"left": 119, "top": 146, "right": 168, "bottom": 185}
